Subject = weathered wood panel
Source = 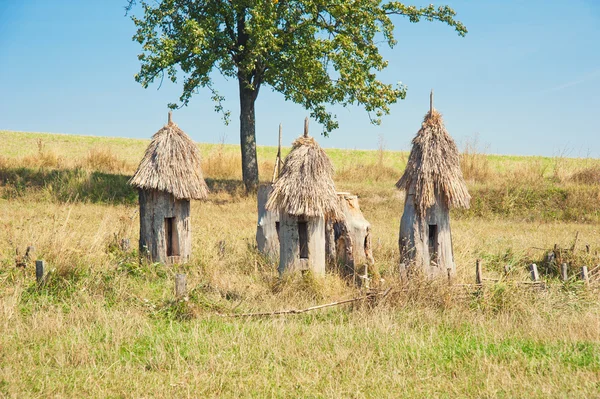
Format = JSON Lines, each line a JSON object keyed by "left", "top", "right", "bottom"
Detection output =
{"left": 139, "top": 189, "right": 191, "bottom": 265}
{"left": 399, "top": 184, "right": 455, "bottom": 279}
{"left": 256, "top": 185, "right": 279, "bottom": 261}
{"left": 279, "top": 213, "right": 325, "bottom": 275}
{"left": 326, "top": 193, "right": 375, "bottom": 281}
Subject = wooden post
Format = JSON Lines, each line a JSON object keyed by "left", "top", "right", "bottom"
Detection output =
{"left": 175, "top": 273, "right": 187, "bottom": 298}
{"left": 581, "top": 266, "right": 589, "bottom": 285}
{"left": 272, "top": 124, "right": 283, "bottom": 183}
{"left": 277, "top": 123, "right": 282, "bottom": 177}
{"left": 560, "top": 263, "right": 568, "bottom": 282}
{"left": 304, "top": 117, "right": 309, "bottom": 137}
{"left": 529, "top": 263, "right": 539, "bottom": 282}
{"left": 168, "top": 111, "right": 172, "bottom": 124}
{"left": 475, "top": 259, "right": 482, "bottom": 286}
{"left": 35, "top": 260, "right": 45, "bottom": 284}
{"left": 430, "top": 89, "right": 434, "bottom": 114}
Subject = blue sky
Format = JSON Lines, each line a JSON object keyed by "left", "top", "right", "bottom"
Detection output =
{"left": 1, "top": 0, "right": 599, "bottom": 157}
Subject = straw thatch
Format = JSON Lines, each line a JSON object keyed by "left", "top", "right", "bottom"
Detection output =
{"left": 129, "top": 119, "right": 208, "bottom": 200}
{"left": 266, "top": 135, "right": 340, "bottom": 219}
{"left": 396, "top": 110, "right": 470, "bottom": 215}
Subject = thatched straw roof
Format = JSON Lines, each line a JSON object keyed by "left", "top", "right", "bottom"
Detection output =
{"left": 129, "top": 115, "right": 208, "bottom": 200}
{"left": 396, "top": 109, "right": 470, "bottom": 214}
{"left": 266, "top": 129, "right": 340, "bottom": 219}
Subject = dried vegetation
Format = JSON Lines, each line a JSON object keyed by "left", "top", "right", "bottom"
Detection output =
{"left": 1, "top": 130, "right": 600, "bottom": 397}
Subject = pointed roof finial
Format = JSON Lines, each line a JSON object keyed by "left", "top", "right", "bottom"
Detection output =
{"left": 278, "top": 123, "right": 282, "bottom": 154}
{"left": 304, "top": 117, "right": 309, "bottom": 138}
{"left": 430, "top": 90, "right": 434, "bottom": 114}
{"left": 168, "top": 111, "right": 173, "bottom": 124}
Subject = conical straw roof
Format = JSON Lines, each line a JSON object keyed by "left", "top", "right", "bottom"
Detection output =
{"left": 266, "top": 119, "right": 340, "bottom": 219}
{"left": 129, "top": 113, "right": 209, "bottom": 200}
{"left": 396, "top": 104, "right": 470, "bottom": 215}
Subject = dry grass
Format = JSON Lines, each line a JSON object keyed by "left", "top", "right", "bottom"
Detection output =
{"left": 202, "top": 140, "right": 242, "bottom": 180}
{"left": 83, "top": 147, "right": 131, "bottom": 173}
{"left": 461, "top": 135, "right": 491, "bottom": 183}
{"left": 21, "top": 138, "right": 65, "bottom": 169}
{"left": 1, "top": 131, "right": 600, "bottom": 397}
{"left": 570, "top": 165, "right": 600, "bottom": 185}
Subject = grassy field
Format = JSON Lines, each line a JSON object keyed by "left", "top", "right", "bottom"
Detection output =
{"left": 1, "top": 129, "right": 600, "bottom": 398}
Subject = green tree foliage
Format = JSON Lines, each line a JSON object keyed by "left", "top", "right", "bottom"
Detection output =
{"left": 128, "top": 0, "right": 467, "bottom": 192}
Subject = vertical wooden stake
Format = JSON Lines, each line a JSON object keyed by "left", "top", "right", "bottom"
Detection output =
{"left": 175, "top": 273, "right": 187, "bottom": 298}
{"left": 560, "top": 263, "right": 568, "bottom": 282}
{"left": 475, "top": 259, "right": 482, "bottom": 286}
{"left": 581, "top": 266, "right": 589, "bottom": 286}
{"left": 277, "top": 123, "right": 282, "bottom": 175}
{"left": 272, "top": 124, "right": 283, "bottom": 183}
{"left": 35, "top": 260, "right": 45, "bottom": 284}
{"left": 304, "top": 117, "right": 309, "bottom": 137}
{"left": 168, "top": 111, "right": 172, "bottom": 124}
{"left": 430, "top": 89, "right": 434, "bottom": 114}
{"left": 530, "top": 263, "right": 540, "bottom": 282}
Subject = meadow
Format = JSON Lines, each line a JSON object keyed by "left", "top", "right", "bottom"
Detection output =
{"left": 1, "top": 129, "right": 599, "bottom": 398}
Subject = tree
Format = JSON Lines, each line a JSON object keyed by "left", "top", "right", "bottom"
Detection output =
{"left": 127, "top": 1, "right": 467, "bottom": 192}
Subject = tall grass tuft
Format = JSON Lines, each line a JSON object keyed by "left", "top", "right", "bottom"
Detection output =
{"left": 460, "top": 135, "right": 490, "bottom": 183}
{"left": 83, "top": 147, "right": 130, "bottom": 173}
{"left": 22, "top": 139, "right": 64, "bottom": 169}
{"left": 569, "top": 165, "right": 600, "bottom": 185}
{"left": 202, "top": 136, "right": 241, "bottom": 179}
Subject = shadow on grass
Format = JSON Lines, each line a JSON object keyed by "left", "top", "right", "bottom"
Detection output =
{"left": 0, "top": 167, "right": 246, "bottom": 205}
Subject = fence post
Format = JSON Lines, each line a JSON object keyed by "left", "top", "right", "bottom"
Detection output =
{"left": 475, "top": 259, "right": 482, "bottom": 286}
{"left": 35, "top": 260, "right": 45, "bottom": 284}
{"left": 581, "top": 266, "right": 589, "bottom": 286}
{"left": 529, "top": 263, "right": 539, "bottom": 282}
{"left": 560, "top": 263, "right": 568, "bottom": 282}
{"left": 175, "top": 273, "right": 187, "bottom": 298}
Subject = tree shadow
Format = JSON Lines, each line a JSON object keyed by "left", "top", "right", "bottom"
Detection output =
{"left": 0, "top": 167, "right": 247, "bottom": 205}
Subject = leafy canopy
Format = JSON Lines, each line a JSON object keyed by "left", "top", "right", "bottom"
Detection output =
{"left": 130, "top": 0, "right": 466, "bottom": 133}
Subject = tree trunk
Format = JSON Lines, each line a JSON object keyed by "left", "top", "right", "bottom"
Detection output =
{"left": 239, "top": 77, "right": 259, "bottom": 193}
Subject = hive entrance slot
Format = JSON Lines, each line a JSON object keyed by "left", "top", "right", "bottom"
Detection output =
{"left": 298, "top": 221, "right": 308, "bottom": 259}
{"left": 428, "top": 224, "right": 437, "bottom": 264}
{"left": 165, "top": 217, "right": 180, "bottom": 257}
